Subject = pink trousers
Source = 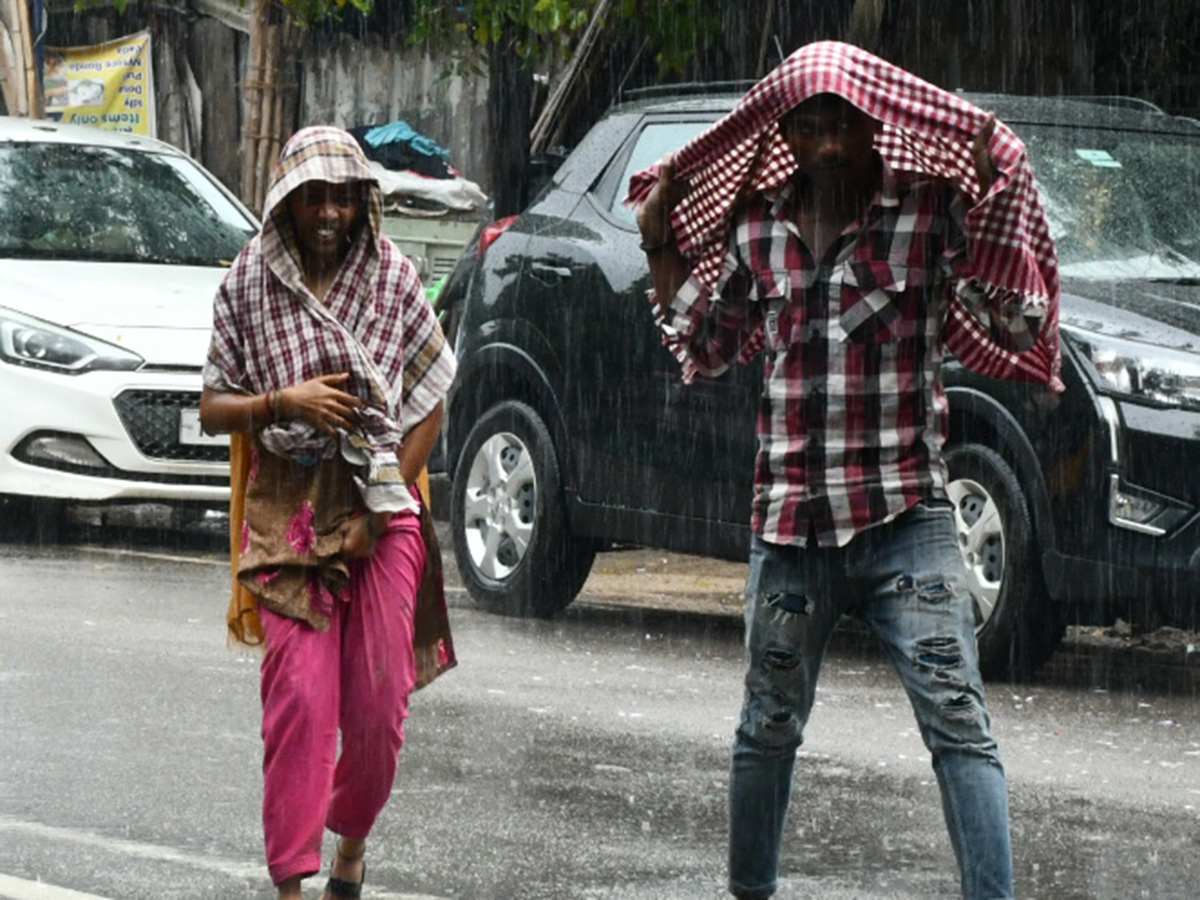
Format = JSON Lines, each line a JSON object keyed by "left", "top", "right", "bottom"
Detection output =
{"left": 258, "top": 513, "right": 424, "bottom": 885}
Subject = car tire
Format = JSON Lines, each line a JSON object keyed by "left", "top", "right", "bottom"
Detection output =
{"left": 451, "top": 400, "right": 596, "bottom": 617}
{"left": 944, "top": 443, "right": 1064, "bottom": 681}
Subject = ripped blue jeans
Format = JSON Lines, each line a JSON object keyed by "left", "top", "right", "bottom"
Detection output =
{"left": 729, "top": 501, "right": 1013, "bottom": 900}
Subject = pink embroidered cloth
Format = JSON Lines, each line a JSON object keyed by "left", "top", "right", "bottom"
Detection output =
{"left": 627, "top": 40, "right": 1062, "bottom": 390}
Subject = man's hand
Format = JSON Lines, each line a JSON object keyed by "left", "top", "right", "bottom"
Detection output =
{"left": 276, "top": 373, "right": 364, "bottom": 435}
{"left": 972, "top": 114, "right": 999, "bottom": 198}
{"left": 637, "top": 153, "right": 696, "bottom": 313}
{"left": 636, "top": 152, "right": 691, "bottom": 249}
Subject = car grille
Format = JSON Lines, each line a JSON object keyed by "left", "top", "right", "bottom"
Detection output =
{"left": 112, "top": 390, "right": 229, "bottom": 463}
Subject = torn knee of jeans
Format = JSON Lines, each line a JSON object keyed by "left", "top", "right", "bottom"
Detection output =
{"left": 917, "top": 574, "right": 954, "bottom": 602}
{"left": 940, "top": 692, "right": 979, "bottom": 722}
{"left": 765, "top": 692, "right": 796, "bottom": 728}
{"left": 895, "top": 573, "right": 955, "bottom": 602}
{"left": 764, "top": 590, "right": 813, "bottom": 615}
{"left": 915, "top": 635, "right": 964, "bottom": 671}
{"left": 763, "top": 648, "right": 802, "bottom": 670}
{"left": 768, "top": 706, "right": 793, "bottom": 726}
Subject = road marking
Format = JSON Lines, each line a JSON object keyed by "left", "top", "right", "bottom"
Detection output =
{"left": 77, "top": 546, "right": 224, "bottom": 566}
{"left": 0, "top": 815, "right": 258, "bottom": 880}
{"left": 0, "top": 874, "right": 109, "bottom": 900}
{"left": 0, "top": 818, "right": 448, "bottom": 899}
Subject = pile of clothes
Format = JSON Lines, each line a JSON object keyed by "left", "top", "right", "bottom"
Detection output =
{"left": 349, "top": 121, "right": 487, "bottom": 216}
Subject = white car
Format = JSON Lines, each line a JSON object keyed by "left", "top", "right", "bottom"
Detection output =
{"left": 0, "top": 117, "right": 257, "bottom": 529}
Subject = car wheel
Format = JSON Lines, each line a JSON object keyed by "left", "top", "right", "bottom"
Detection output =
{"left": 944, "top": 443, "right": 1064, "bottom": 681}
{"left": 451, "top": 400, "right": 596, "bottom": 617}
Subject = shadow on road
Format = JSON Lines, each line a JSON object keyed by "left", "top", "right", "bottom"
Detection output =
{"left": 0, "top": 497, "right": 228, "bottom": 555}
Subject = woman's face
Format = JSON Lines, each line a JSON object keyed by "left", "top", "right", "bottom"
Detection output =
{"left": 287, "top": 180, "right": 362, "bottom": 269}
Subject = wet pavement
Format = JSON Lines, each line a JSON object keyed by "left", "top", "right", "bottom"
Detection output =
{"left": 3, "top": 495, "right": 1200, "bottom": 898}
{"left": 7, "top": 489, "right": 1199, "bottom": 696}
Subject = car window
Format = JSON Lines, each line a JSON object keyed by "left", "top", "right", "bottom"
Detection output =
{"left": 1019, "top": 125, "right": 1200, "bottom": 281}
{"left": 605, "top": 120, "right": 714, "bottom": 226}
{"left": 0, "top": 142, "right": 257, "bottom": 265}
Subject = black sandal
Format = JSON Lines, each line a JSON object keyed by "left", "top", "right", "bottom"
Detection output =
{"left": 322, "top": 841, "right": 366, "bottom": 900}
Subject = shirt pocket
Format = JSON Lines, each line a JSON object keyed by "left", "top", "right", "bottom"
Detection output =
{"left": 838, "top": 259, "right": 921, "bottom": 343}
{"left": 757, "top": 268, "right": 801, "bottom": 351}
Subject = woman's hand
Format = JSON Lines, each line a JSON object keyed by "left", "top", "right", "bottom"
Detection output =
{"left": 338, "top": 511, "right": 390, "bottom": 559}
{"left": 277, "top": 373, "right": 364, "bottom": 435}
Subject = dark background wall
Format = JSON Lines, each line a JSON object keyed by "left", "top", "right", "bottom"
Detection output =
{"left": 16, "top": 0, "right": 1200, "bottom": 208}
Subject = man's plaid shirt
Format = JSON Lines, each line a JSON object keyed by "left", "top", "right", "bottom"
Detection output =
{"left": 666, "top": 163, "right": 1000, "bottom": 548}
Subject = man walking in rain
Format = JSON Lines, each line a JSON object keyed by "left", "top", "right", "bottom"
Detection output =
{"left": 630, "top": 41, "right": 1061, "bottom": 900}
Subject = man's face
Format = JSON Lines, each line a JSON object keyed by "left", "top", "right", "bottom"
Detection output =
{"left": 779, "top": 95, "right": 879, "bottom": 192}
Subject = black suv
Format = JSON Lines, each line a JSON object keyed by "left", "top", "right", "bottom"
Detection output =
{"left": 442, "top": 90, "right": 1200, "bottom": 680}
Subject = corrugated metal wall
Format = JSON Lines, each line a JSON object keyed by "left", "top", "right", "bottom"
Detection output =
{"left": 299, "top": 31, "right": 491, "bottom": 198}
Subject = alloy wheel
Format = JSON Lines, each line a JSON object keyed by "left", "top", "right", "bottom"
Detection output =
{"left": 461, "top": 431, "right": 538, "bottom": 580}
{"left": 946, "top": 476, "right": 1005, "bottom": 629}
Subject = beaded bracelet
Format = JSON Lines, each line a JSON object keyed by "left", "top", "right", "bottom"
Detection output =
{"left": 268, "top": 389, "right": 284, "bottom": 422}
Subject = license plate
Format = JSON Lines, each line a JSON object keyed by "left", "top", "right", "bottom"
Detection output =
{"left": 178, "top": 408, "right": 228, "bottom": 446}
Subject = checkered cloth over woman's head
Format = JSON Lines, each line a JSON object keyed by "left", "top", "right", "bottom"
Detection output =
{"left": 205, "top": 126, "right": 456, "bottom": 513}
{"left": 627, "top": 40, "right": 1062, "bottom": 389}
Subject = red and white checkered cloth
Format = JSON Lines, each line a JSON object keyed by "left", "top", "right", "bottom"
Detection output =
{"left": 627, "top": 40, "right": 1061, "bottom": 390}
{"left": 205, "top": 127, "right": 456, "bottom": 513}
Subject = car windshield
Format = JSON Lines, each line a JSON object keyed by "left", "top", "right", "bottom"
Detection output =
{"left": 1020, "top": 123, "right": 1200, "bottom": 282}
{"left": 0, "top": 142, "right": 256, "bottom": 265}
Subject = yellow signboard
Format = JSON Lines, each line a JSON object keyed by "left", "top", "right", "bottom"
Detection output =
{"left": 43, "top": 31, "right": 155, "bottom": 137}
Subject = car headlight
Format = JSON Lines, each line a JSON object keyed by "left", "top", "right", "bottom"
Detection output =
{"left": 0, "top": 306, "right": 143, "bottom": 374}
{"left": 1067, "top": 327, "right": 1200, "bottom": 411}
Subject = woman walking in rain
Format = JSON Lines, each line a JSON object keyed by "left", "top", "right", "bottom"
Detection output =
{"left": 200, "top": 126, "right": 456, "bottom": 900}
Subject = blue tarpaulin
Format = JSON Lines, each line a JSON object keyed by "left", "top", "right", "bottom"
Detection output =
{"left": 362, "top": 121, "right": 450, "bottom": 159}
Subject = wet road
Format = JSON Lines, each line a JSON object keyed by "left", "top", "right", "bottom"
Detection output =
{"left": 0, "top": 509, "right": 1198, "bottom": 899}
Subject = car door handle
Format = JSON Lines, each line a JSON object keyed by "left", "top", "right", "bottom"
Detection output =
{"left": 530, "top": 262, "right": 572, "bottom": 285}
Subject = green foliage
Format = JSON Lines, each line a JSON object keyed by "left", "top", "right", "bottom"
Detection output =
{"left": 73, "top": 0, "right": 375, "bottom": 22}
{"left": 411, "top": 0, "right": 595, "bottom": 59}
{"left": 278, "top": 0, "right": 375, "bottom": 22}
{"left": 73, "top": 0, "right": 715, "bottom": 74}
{"left": 634, "top": 0, "right": 723, "bottom": 76}
{"left": 410, "top": 0, "right": 720, "bottom": 75}
{"left": 72, "top": 0, "right": 715, "bottom": 74}
{"left": 73, "top": 0, "right": 131, "bottom": 12}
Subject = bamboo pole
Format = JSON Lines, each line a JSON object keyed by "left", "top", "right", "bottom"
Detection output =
{"left": 264, "top": 18, "right": 298, "bottom": 188}
{"left": 8, "top": 0, "right": 37, "bottom": 117}
{"left": 529, "top": 0, "right": 613, "bottom": 156}
{"left": 255, "top": 19, "right": 279, "bottom": 212}
{"left": 277, "top": 21, "right": 299, "bottom": 164}
{"left": 0, "top": 2, "right": 29, "bottom": 117}
{"left": 241, "top": 0, "right": 270, "bottom": 211}
{"left": 242, "top": 6, "right": 301, "bottom": 216}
